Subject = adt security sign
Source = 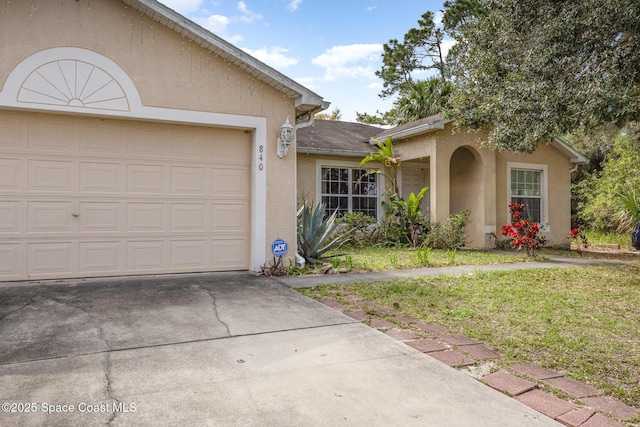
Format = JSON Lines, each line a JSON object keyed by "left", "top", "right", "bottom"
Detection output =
{"left": 271, "top": 238, "right": 288, "bottom": 257}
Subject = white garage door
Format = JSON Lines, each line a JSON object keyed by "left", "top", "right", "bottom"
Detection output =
{"left": 0, "top": 111, "right": 251, "bottom": 281}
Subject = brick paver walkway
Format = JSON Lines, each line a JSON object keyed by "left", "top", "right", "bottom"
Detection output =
{"left": 319, "top": 296, "right": 640, "bottom": 427}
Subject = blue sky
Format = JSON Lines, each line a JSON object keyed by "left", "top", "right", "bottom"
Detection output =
{"left": 158, "top": 0, "right": 448, "bottom": 122}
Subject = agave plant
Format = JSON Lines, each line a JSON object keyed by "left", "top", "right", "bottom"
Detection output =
{"left": 297, "top": 201, "right": 350, "bottom": 264}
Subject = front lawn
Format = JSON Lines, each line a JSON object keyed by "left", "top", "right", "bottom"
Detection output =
{"left": 325, "top": 246, "right": 535, "bottom": 271}
{"left": 298, "top": 264, "right": 640, "bottom": 408}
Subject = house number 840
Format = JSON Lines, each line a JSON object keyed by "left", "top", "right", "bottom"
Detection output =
{"left": 258, "top": 145, "right": 264, "bottom": 171}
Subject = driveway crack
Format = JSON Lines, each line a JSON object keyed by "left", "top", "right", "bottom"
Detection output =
{"left": 47, "top": 297, "right": 120, "bottom": 425}
{"left": 0, "top": 291, "right": 43, "bottom": 322}
{"left": 200, "top": 286, "right": 231, "bottom": 337}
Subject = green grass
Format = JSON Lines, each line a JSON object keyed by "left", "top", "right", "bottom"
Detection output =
{"left": 585, "top": 230, "right": 633, "bottom": 249}
{"left": 325, "top": 246, "right": 534, "bottom": 271}
{"left": 299, "top": 264, "right": 640, "bottom": 408}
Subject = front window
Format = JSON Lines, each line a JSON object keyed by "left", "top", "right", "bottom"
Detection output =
{"left": 321, "top": 167, "right": 378, "bottom": 219}
{"left": 510, "top": 168, "right": 542, "bottom": 223}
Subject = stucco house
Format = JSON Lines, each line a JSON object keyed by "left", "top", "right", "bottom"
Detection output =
{"left": 297, "top": 116, "right": 587, "bottom": 249}
{"left": 0, "top": 0, "right": 328, "bottom": 281}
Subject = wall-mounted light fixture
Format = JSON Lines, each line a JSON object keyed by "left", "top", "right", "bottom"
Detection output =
{"left": 277, "top": 117, "right": 295, "bottom": 158}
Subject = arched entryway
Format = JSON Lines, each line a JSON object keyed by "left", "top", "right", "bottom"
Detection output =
{"left": 449, "top": 146, "right": 484, "bottom": 247}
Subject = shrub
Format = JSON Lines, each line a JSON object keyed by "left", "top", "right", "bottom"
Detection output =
{"left": 423, "top": 210, "right": 470, "bottom": 250}
{"left": 338, "top": 212, "right": 378, "bottom": 247}
{"left": 500, "top": 203, "right": 547, "bottom": 256}
{"left": 578, "top": 132, "right": 640, "bottom": 232}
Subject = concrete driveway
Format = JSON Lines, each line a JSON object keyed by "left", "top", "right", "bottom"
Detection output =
{"left": 0, "top": 273, "right": 560, "bottom": 426}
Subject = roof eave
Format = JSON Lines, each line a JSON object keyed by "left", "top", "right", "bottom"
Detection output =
{"left": 552, "top": 137, "right": 589, "bottom": 164}
{"left": 371, "top": 119, "right": 446, "bottom": 144}
{"left": 123, "top": 0, "right": 326, "bottom": 115}
{"left": 297, "top": 147, "right": 373, "bottom": 157}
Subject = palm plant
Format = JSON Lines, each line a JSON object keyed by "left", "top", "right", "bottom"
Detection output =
{"left": 390, "top": 187, "right": 429, "bottom": 247}
{"left": 359, "top": 136, "right": 401, "bottom": 195}
{"left": 616, "top": 188, "right": 640, "bottom": 232}
{"left": 297, "top": 201, "right": 350, "bottom": 264}
{"left": 393, "top": 77, "right": 452, "bottom": 124}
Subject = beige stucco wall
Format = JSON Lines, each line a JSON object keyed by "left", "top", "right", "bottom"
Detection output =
{"left": 362, "top": 123, "right": 572, "bottom": 248}
{"left": 496, "top": 143, "right": 573, "bottom": 247}
{"left": 0, "top": 0, "right": 299, "bottom": 266}
{"left": 298, "top": 127, "right": 573, "bottom": 249}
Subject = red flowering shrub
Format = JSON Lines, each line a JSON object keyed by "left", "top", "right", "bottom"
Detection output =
{"left": 569, "top": 227, "right": 589, "bottom": 256}
{"left": 501, "top": 202, "right": 547, "bottom": 256}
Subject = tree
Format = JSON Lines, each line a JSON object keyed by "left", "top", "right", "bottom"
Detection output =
{"left": 376, "top": 11, "right": 447, "bottom": 98}
{"left": 356, "top": 78, "right": 452, "bottom": 126}
{"left": 442, "top": 0, "right": 486, "bottom": 33}
{"left": 314, "top": 107, "right": 342, "bottom": 121}
{"left": 576, "top": 130, "right": 640, "bottom": 232}
{"left": 393, "top": 77, "right": 452, "bottom": 124}
{"left": 443, "top": 0, "right": 640, "bottom": 153}
{"left": 355, "top": 109, "right": 398, "bottom": 126}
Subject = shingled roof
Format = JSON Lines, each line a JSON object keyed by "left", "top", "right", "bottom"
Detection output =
{"left": 296, "top": 120, "right": 382, "bottom": 156}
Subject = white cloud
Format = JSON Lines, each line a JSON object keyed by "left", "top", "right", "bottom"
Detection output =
{"left": 323, "top": 66, "right": 377, "bottom": 82}
{"left": 237, "top": 1, "right": 263, "bottom": 23}
{"left": 195, "top": 14, "right": 230, "bottom": 35}
{"left": 242, "top": 46, "right": 298, "bottom": 69}
{"left": 159, "top": 0, "right": 203, "bottom": 15}
{"left": 288, "top": 0, "right": 303, "bottom": 11}
{"left": 311, "top": 44, "right": 382, "bottom": 81}
{"left": 440, "top": 38, "right": 456, "bottom": 58}
{"left": 294, "top": 76, "right": 317, "bottom": 89}
{"left": 367, "top": 82, "right": 382, "bottom": 89}
{"left": 312, "top": 44, "right": 382, "bottom": 68}
{"left": 434, "top": 10, "right": 444, "bottom": 26}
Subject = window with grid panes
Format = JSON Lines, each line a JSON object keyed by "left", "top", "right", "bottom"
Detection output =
{"left": 321, "top": 167, "right": 378, "bottom": 219}
{"left": 510, "top": 169, "right": 542, "bottom": 223}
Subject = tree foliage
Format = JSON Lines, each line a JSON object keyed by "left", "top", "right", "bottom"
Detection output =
{"left": 376, "top": 11, "right": 447, "bottom": 98}
{"left": 356, "top": 77, "right": 451, "bottom": 126}
{"left": 576, "top": 131, "right": 640, "bottom": 232}
{"left": 393, "top": 78, "right": 452, "bottom": 124}
{"left": 314, "top": 107, "right": 342, "bottom": 121}
{"left": 443, "top": 0, "right": 640, "bottom": 153}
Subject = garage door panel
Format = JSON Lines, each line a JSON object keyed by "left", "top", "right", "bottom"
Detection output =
{"left": 171, "top": 129, "right": 213, "bottom": 160}
{"left": 126, "top": 241, "right": 165, "bottom": 270}
{"left": 0, "top": 158, "right": 22, "bottom": 191}
{"left": 126, "top": 126, "right": 170, "bottom": 157}
{"left": 28, "top": 117, "right": 77, "bottom": 153}
{"left": 212, "top": 129, "right": 251, "bottom": 160}
{"left": 127, "top": 164, "right": 166, "bottom": 194}
{"left": 212, "top": 167, "right": 249, "bottom": 197}
{"left": 0, "top": 114, "right": 26, "bottom": 151}
{"left": 1, "top": 112, "right": 251, "bottom": 281}
{"left": 212, "top": 239, "right": 247, "bottom": 269}
{"left": 0, "top": 201, "right": 21, "bottom": 233}
{"left": 170, "top": 166, "right": 208, "bottom": 195}
{"left": 170, "top": 240, "right": 207, "bottom": 268}
{"left": 28, "top": 160, "right": 75, "bottom": 192}
{"left": 28, "top": 242, "right": 74, "bottom": 274}
{"left": 0, "top": 244, "right": 24, "bottom": 276}
{"left": 78, "top": 241, "right": 121, "bottom": 272}
{"left": 28, "top": 201, "right": 73, "bottom": 233}
{"left": 79, "top": 202, "right": 121, "bottom": 232}
{"left": 79, "top": 162, "right": 122, "bottom": 193}
{"left": 212, "top": 203, "right": 249, "bottom": 232}
{"left": 80, "top": 124, "right": 125, "bottom": 156}
{"left": 126, "top": 203, "right": 165, "bottom": 232}
{"left": 170, "top": 203, "right": 207, "bottom": 232}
